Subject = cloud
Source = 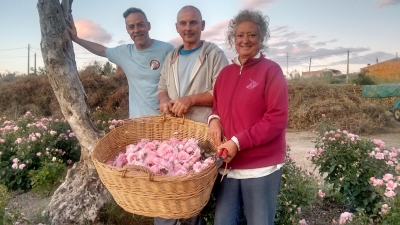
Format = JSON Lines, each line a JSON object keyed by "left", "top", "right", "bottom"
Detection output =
{"left": 165, "top": 15, "right": 394, "bottom": 73}
{"left": 375, "top": 0, "right": 400, "bottom": 7}
{"left": 168, "top": 37, "right": 182, "bottom": 47}
{"left": 241, "top": 0, "right": 279, "bottom": 10}
{"left": 314, "top": 39, "right": 338, "bottom": 47}
{"left": 265, "top": 23, "right": 374, "bottom": 72}
{"left": 270, "top": 25, "right": 289, "bottom": 34}
{"left": 117, "top": 40, "right": 129, "bottom": 45}
{"left": 168, "top": 20, "right": 230, "bottom": 49}
{"left": 75, "top": 19, "right": 112, "bottom": 44}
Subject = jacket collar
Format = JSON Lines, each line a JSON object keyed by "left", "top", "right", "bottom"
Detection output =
{"left": 232, "top": 52, "right": 263, "bottom": 66}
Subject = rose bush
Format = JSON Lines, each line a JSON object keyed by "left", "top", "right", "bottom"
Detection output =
{"left": 309, "top": 115, "right": 400, "bottom": 223}
{"left": 0, "top": 110, "right": 124, "bottom": 191}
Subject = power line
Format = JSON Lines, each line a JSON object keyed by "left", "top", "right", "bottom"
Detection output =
{"left": 0, "top": 47, "right": 27, "bottom": 51}
{"left": 30, "top": 46, "right": 41, "bottom": 50}
{"left": 0, "top": 55, "right": 27, "bottom": 59}
{"left": 295, "top": 51, "right": 348, "bottom": 59}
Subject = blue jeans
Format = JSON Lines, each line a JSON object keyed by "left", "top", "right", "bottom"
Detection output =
{"left": 214, "top": 168, "right": 283, "bottom": 225}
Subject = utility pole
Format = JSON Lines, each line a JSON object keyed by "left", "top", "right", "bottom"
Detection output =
{"left": 309, "top": 57, "right": 312, "bottom": 75}
{"left": 376, "top": 57, "right": 378, "bottom": 64}
{"left": 34, "top": 53, "right": 37, "bottom": 75}
{"left": 346, "top": 50, "right": 349, "bottom": 84}
{"left": 27, "top": 44, "right": 30, "bottom": 75}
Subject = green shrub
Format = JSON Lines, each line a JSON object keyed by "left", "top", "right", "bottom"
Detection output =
{"left": 98, "top": 198, "right": 153, "bottom": 225}
{"left": 29, "top": 159, "right": 66, "bottom": 197}
{"left": 352, "top": 71, "right": 376, "bottom": 85}
{"left": 0, "top": 112, "right": 80, "bottom": 190}
{"left": 309, "top": 117, "right": 400, "bottom": 216}
{"left": 0, "top": 184, "right": 10, "bottom": 209}
{"left": 275, "top": 146, "right": 319, "bottom": 224}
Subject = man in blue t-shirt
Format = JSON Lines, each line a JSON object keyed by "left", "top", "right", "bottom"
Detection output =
{"left": 66, "top": 8, "right": 174, "bottom": 118}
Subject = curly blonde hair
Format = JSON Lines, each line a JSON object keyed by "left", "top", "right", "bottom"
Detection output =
{"left": 226, "top": 9, "right": 270, "bottom": 52}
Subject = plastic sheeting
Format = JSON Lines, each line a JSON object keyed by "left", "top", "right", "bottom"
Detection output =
{"left": 361, "top": 84, "right": 400, "bottom": 98}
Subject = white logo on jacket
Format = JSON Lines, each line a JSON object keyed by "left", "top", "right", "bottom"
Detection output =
{"left": 246, "top": 79, "right": 258, "bottom": 89}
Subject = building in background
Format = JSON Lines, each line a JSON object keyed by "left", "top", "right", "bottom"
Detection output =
{"left": 302, "top": 68, "right": 342, "bottom": 77}
{"left": 360, "top": 56, "right": 400, "bottom": 79}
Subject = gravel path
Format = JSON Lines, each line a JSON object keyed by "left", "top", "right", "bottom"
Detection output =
{"left": 7, "top": 191, "right": 51, "bottom": 221}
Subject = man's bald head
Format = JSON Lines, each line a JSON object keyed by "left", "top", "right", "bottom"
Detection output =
{"left": 177, "top": 5, "right": 202, "bottom": 21}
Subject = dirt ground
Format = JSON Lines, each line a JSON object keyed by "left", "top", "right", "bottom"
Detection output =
{"left": 287, "top": 125, "right": 400, "bottom": 170}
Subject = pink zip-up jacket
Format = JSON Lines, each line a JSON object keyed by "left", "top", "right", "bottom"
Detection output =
{"left": 212, "top": 53, "right": 288, "bottom": 169}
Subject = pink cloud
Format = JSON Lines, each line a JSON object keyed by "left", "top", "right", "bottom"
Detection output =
{"left": 241, "top": 0, "right": 279, "bottom": 10}
{"left": 75, "top": 19, "right": 112, "bottom": 44}
{"left": 375, "top": 0, "right": 400, "bottom": 7}
{"left": 168, "top": 37, "right": 182, "bottom": 47}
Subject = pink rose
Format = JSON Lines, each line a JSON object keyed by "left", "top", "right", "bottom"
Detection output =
{"left": 386, "top": 180, "right": 397, "bottom": 191}
{"left": 299, "top": 219, "right": 307, "bottom": 225}
{"left": 373, "top": 179, "right": 384, "bottom": 186}
{"left": 384, "top": 190, "right": 396, "bottom": 198}
{"left": 383, "top": 173, "right": 394, "bottom": 182}
{"left": 318, "top": 190, "right": 325, "bottom": 198}
{"left": 193, "top": 162, "right": 203, "bottom": 172}
{"left": 149, "top": 165, "right": 161, "bottom": 175}
{"left": 375, "top": 153, "right": 385, "bottom": 160}
{"left": 127, "top": 152, "right": 138, "bottom": 164}
{"left": 144, "top": 141, "right": 157, "bottom": 151}
{"left": 339, "top": 212, "right": 353, "bottom": 224}
{"left": 177, "top": 151, "right": 190, "bottom": 162}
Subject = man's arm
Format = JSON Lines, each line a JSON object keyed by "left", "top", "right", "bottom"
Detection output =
{"left": 65, "top": 13, "right": 107, "bottom": 57}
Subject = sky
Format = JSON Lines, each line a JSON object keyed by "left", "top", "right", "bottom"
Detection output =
{"left": 1, "top": 0, "right": 399, "bottom": 77}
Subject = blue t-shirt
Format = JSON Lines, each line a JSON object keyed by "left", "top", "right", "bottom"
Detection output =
{"left": 106, "top": 40, "right": 174, "bottom": 118}
{"left": 178, "top": 46, "right": 202, "bottom": 97}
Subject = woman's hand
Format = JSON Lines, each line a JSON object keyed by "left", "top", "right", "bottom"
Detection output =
{"left": 209, "top": 118, "right": 223, "bottom": 146}
{"left": 217, "top": 140, "right": 238, "bottom": 164}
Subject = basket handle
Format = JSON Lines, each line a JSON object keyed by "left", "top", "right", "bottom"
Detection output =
{"left": 119, "top": 164, "right": 155, "bottom": 181}
{"left": 160, "top": 114, "right": 186, "bottom": 124}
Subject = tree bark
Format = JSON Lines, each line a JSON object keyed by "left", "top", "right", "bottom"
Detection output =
{"left": 37, "top": 0, "right": 109, "bottom": 224}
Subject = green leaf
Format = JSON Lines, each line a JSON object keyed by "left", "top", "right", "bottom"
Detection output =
{"left": 329, "top": 164, "right": 337, "bottom": 173}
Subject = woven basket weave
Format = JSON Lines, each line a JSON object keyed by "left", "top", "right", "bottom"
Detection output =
{"left": 91, "top": 115, "right": 219, "bottom": 219}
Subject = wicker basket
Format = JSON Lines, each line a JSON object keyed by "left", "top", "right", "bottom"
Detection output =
{"left": 91, "top": 115, "right": 219, "bottom": 219}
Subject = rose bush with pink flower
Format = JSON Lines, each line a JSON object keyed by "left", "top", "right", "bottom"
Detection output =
{"left": 310, "top": 115, "right": 400, "bottom": 223}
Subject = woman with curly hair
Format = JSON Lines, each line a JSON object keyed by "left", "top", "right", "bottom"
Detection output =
{"left": 208, "top": 9, "right": 288, "bottom": 225}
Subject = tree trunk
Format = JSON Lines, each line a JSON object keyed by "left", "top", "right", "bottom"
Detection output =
{"left": 37, "top": 0, "right": 110, "bottom": 224}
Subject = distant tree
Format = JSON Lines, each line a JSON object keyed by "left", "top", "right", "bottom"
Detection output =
{"left": 0, "top": 71, "right": 17, "bottom": 82}
{"left": 352, "top": 71, "right": 376, "bottom": 85}
{"left": 102, "top": 61, "right": 115, "bottom": 75}
{"left": 37, "top": 0, "right": 108, "bottom": 224}
{"left": 288, "top": 69, "right": 300, "bottom": 79}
